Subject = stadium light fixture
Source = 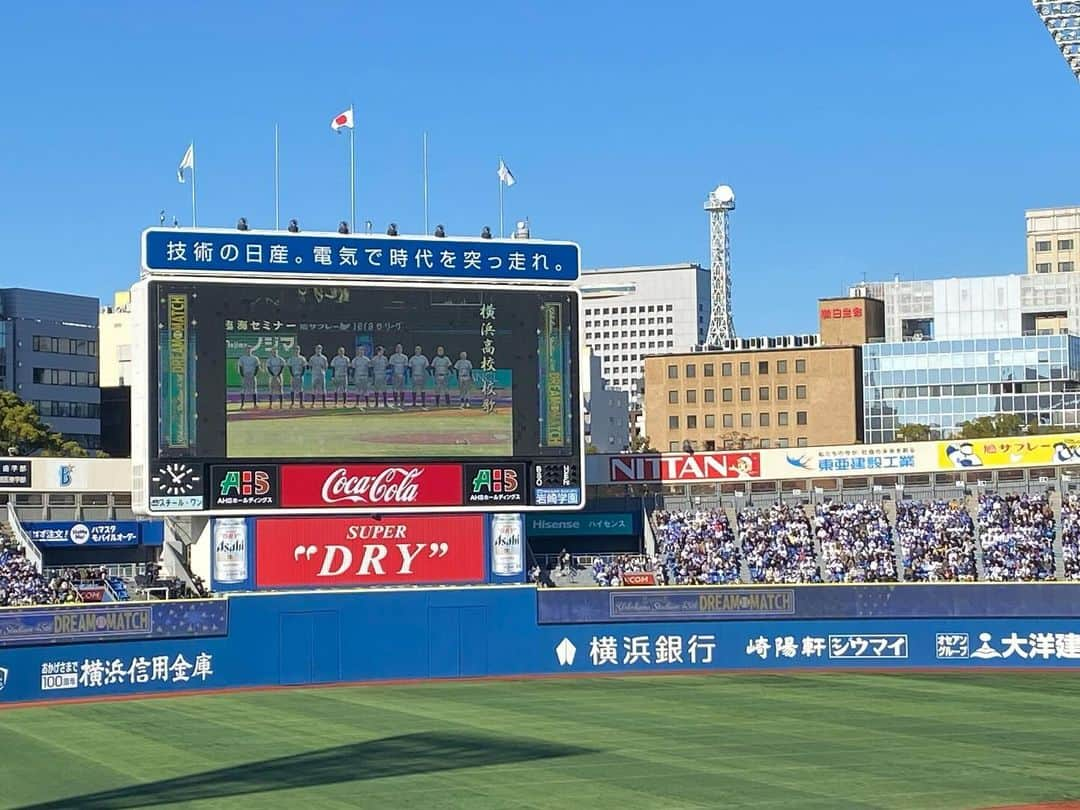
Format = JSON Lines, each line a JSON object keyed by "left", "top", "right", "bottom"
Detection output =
{"left": 288, "top": 219, "right": 300, "bottom": 233}
{"left": 236, "top": 217, "right": 250, "bottom": 231}
{"left": 338, "top": 221, "right": 350, "bottom": 234}
{"left": 1033, "top": 1, "right": 1080, "bottom": 81}
{"left": 434, "top": 225, "right": 446, "bottom": 238}
{"left": 387, "top": 223, "right": 399, "bottom": 236}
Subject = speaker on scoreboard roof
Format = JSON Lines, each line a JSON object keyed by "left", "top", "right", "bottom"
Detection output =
{"left": 434, "top": 225, "right": 446, "bottom": 238}
{"left": 288, "top": 219, "right": 300, "bottom": 233}
{"left": 338, "top": 221, "right": 350, "bottom": 234}
{"left": 236, "top": 217, "right": 249, "bottom": 231}
{"left": 387, "top": 223, "right": 399, "bottom": 236}
{"left": 481, "top": 226, "right": 492, "bottom": 239}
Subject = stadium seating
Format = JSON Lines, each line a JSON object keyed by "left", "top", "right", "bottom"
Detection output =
{"left": 814, "top": 500, "right": 898, "bottom": 582}
{"left": 738, "top": 503, "right": 821, "bottom": 584}
{"left": 977, "top": 492, "right": 1056, "bottom": 582}
{"left": 653, "top": 509, "right": 741, "bottom": 585}
{"left": 1063, "top": 492, "right": 1080, "bottom": 581}
{"left": 894, "top": 499, "right": 978, "bottom": 582}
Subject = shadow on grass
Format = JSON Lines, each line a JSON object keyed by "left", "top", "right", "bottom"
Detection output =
{"left": 18, "top": 731, "right": 593, "bottom": 809}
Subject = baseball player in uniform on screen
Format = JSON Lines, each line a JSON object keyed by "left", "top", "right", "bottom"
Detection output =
{"left": 371, "top": 345, "right": 389, "bottom": 408}
{"left": 309, "top": 344, "right": 329, "bottom": 407}
{"left": 331, "top": 347, "right": 351, "bottom": 407}
{"left": 265, "top": 345, "right": 286, "bottom": 409}
{"left": 431, "top": 345, "right": 452, "bottom": 408}
{"left": 351, "top": 345, "right": 371, "bottom": 409}
{"left": 409, "top": 345, "right": 430, "bottom": 408}
{"left": 287, "top": 345, "right": 307, "bottom": 408}
{"left": 455, "top": 350, "right": 474, "bottom": 409}
{"left": 237, "top": 345, "right": 260, "bottom": 409}
{"left": 389, "top": 343, "right": 409, "bottom": 408}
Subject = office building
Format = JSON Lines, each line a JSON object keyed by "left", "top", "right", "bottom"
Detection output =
{"left": 0, "top": 288, "right": 101, "bottom": 449}
{"left": 1027, "top": 206, "right": 1080, "bottom": 275}
{"left": 581, "top": 348, "right": 629, "bottom": 452}
{"left": 99, "top": 290, "right": 133, "bottom": 387}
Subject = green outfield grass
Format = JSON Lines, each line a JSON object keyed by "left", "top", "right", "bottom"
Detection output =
{"left": 225, "top": 405, "right": 513, "bottom": 458}
{"left": 3, "top": 674, "right": 1080, "bottom": 809}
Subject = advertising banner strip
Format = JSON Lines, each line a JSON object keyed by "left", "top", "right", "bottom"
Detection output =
{"left": 538, "top": 302, "right": 567, "bottom": 448}
{"left": 142, "top": 228, "right": 581, "bottom": 283}
{"left": 536, "top": 583, "right": 1080, "bottom": 625}
{"left": 0, "top": 601, "right": 228, "bottom": 648}
{"left": 278, "top": 464, "right": 465, "bottom": 509}
{"left": 21, "top": 521, "right": 146, "bottom": 548}
{"left": 254, "top": 514, "right": 486, "bottom": 587}
{"left": 161, "top": 293, "right": 196, "bottom": 451}
{"left": 527, "top": 512, "right": 636, "bottom": 537}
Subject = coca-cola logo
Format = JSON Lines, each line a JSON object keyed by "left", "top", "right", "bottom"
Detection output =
{"left": 320, "top": 467, "right": 423, "bottom": 505}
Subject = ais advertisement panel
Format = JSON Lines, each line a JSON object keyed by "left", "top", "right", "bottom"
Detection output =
{"left": 136, "top": 279, "right": 582, "bottom": 515}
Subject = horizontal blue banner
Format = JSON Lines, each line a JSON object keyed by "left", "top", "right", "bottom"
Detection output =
{"left": 22, "top": 521, "right": 154, "bottom": 548}
{"left": 0, "top": 600, "right": 228, "bottom": 648}
{"left": 143, "top": 228, "right": 580, "bottom": 283}
{"left": 537, "top": 583, "right": 1080, "bottom": 624}
{"left": 527, "top": 512, "right": 636, "bottom": 537}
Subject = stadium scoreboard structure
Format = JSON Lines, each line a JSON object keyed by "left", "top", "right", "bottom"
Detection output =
{"left": 131, "top": 227, "right": 584, "bottom": 517}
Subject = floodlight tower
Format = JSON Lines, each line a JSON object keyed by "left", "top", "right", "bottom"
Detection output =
{"left": 1033, "top": 1, "right": 1080, "bottom": 81}
{"left": 704, "top": 184, "right": 736, "bottom": 346}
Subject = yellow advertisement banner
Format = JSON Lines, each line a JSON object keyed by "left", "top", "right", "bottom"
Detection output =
{"left": 936, "top": 433, "right": 1080, "bottom": 470}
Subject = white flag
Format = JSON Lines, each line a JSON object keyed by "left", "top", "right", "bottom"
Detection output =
{"left": 498, "top": 159, "right": 515, "bottom": 187}
{"left": 331, "top": 107, "right": 354, "bottom": 132}
{"left": 177, "top": 144, "right": 194, "bottom": 183}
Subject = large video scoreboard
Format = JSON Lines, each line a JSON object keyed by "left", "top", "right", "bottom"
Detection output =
{"left": 131, "top": 227, "right": 584, "bottom": 516}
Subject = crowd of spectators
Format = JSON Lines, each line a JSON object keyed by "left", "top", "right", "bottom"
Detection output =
{"left": 814, "top": 500, "right": 897, "bottom": 582}
{"left": 652, "top": 509, "right": 741, "bottom": 585}
{"left": 738, "top": 503, "right": 821, "bottom": 584}
{"left": 1062, "top": 492, "right": 1080, "bottom": 581}
{"left": 978, "top": 493, "right": 1056, "bottom": 582}
{"left": 894, "top": 500, "right": 978, "bottom": 582}
{"left": 0, "top": 539, "right": 81, "bottom": 607}
{"left": 590, "top": 554, "right": 664, "bottom": 587}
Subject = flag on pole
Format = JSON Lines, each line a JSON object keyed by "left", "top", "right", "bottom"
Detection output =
{"left": 331, "top": 107, "right": 354, "bottom": 132}
{"left": 497, "top": 159, "right": 516, "bottom": 187}
{"left": 177, "top": 144, "right": 194, "bottom": 183}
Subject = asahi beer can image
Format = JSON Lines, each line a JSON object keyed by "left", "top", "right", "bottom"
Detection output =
{"left": 490, "top": 514, "right": 523, "bottom": 576}
{"left": 213, "top": 518, "right": 248, "bottom": 584}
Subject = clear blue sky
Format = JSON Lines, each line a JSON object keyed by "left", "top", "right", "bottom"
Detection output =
{"left": 1, "top": 1, "right": 1077, "bottom": 336}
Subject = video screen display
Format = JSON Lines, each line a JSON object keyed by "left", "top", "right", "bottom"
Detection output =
{"left": 150, "top": 281, "right": 579, "bottom": 463}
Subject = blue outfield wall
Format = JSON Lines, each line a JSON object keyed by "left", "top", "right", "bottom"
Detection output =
{"left": 2, "top": 585, "right": 1080, "bottom": 704}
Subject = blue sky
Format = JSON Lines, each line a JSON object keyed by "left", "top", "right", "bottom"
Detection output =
{"left": 0, "top": 1, "right": 1076, "bottom": 335}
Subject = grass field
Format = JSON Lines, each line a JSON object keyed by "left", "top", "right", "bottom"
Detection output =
{"left": 3, "top": 674, "right": 1080, "bottom": 809}
{"left": 225, "top": 406, "right": 514, "bottom": 458}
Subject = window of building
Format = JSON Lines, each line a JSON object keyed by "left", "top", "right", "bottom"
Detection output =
{"left": 666, "top": 304, "right": 673, "bottom": 311}
{"left": 740, "top": 413, "right": 752, "bottom": 428}
{"left": 705, "top": 414, "right": 716, "bottom": 428}
{"left": 758, "top": 361, "right": 768, "bottom": 375}
{"left": 32, "top": 336, "right": 98, "bottom": 357}
{"left": 777, "top": 385, "right": 788, "bottom": 400}
{"left": 668, "top": 415, "right": 679, "bottom": 429}
{"left": 668, "top": 390, "right": 679, "bottom": 404}
{"left": 739, "top": 361, "right": 750, "bottom": 375}
{"left": 723, "top": 414, "right": 733, "bottom": 428}
{"left": 777, "top": 360, "right": 788, "bottom": 373}
{"left": 685, "top": 363, "right": 696, "bottom": 378}
{"left": 667, "top": 364, "right": 678, "bottom": 379}
{"left": 1036, "top": 240, "right": 1052, "bottom": 252}
{"left": 32, "top": 400, "right": 101, "bottom": 419}
{"left": 704, "top": 389, "right": 715, "bottom": 403}
{"left": 778, "top": 438, "right": 789, "bottom": 448}
{"left": 721, "top": 362, "right": 732, "bottom": 377}
{"left": 686, "top": 389, "right": 697, "bottom": 404}
{"left": 1060, "top": 239, "right": 1075, "bottom": 251}
{"left": 796, "top": 385, "right": 807, "bottom": 399}
{"left": 796, "top": 411, "right": 807, "bottom": 425}
{"left": 758, "top": 386, "right": 769, "bottom": 401}
{"left": 669, "top": 441, "right": 680, "bottom": 451}
{"left": 760, "top": 438, "right": 770, "bottom": 449}
{"left": 795, "top": 359, "right": 806, "bottom": 373}
{"left": 1061, "top": 261, "right": 1075, "bottom": 273}
{"left": 722, "top": 388, "right": 733, "bottom": 402}
{"left": 778, "top": 412, "right": 789, "bottom": 426}
{"left": 740, "top": 387, "right": 750, "bottom": 402}
{"left": 703, "top": 363, "right": 714, "bottom": 377}
{"left": 32, "top": 368, "right": 99, "bottom": 387}
{"left": 687, "top": 415, "right": 697, "bottom": 429}
{"left": 797, "top": 437, "right": 808, "bottom": 447}
{"left": 759, "top": 413, "right": 770, "bottom": 427}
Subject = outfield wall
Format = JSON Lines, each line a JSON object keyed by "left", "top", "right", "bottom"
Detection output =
{"left": 2, "top": 585, "right": 1080, "bottom": 704}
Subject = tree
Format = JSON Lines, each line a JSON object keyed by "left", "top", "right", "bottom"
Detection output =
{"left": 956, "top": 414, "right": 1024, "bottom": 440}
{"left": 895, "top": 423, "right": 931, "bottom": 443}
{"left": 628, "top": 434, "right": 656, "bottom": 453}
{"left": 0, "top": 390, "right": 88, "bottom": 457}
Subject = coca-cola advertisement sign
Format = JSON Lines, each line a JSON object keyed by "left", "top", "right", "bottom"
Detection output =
{"left": 279, "top": 464, "right": 464, "bottom": 509}
{"left": 254, "top": 515, "right": 485, "bottom": 587}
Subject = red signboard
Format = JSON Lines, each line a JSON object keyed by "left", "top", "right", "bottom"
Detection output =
{"left": 609, "top": 452, "right": 760, "bottom": 483}
{"left": 254, "top": 514, "right": 486, "bottom": 587}
{"left": 621, "top": 571, "right": 658, "bottom": 587}
{"left": 820, "top": 306, "right": 862, "bottom": 320}
{"left": 279, "top": 463, "right": 464, "bottom": 509}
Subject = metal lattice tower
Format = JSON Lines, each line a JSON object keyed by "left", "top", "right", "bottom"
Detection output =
{"left": 1033, "top": 1, "right": 1080, "bottom": 80}
{"left": 704, "top": 184, "right": 736, "bottom": 346}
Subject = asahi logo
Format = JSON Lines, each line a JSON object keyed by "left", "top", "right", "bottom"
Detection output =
{"left": 320, "top": 467, "right": 424, "bottom": 505}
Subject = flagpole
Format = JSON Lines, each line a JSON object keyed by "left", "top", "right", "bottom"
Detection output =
{"left": 191, "top": 141, "right": 197, "bottom": 228}
{"left": 423, "top": 132, "right": 429, "bottom": 234}
{"left": 274, "top": 124, "right": 280, "bottom": 230}
{"left": 498, "top": 155, "right": 504, "bottom": 238}
{"left": 349, "top": 106, "right": 356, "bottom": 233}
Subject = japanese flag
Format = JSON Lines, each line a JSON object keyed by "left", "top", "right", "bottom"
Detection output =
{"left": 177, "top": 143, "right": 194, "bottom": 183}
{"left": 331, "top": 107, "right": 354, "bottom": 132}
{"left": 498, "top": 159, "right": 515, "bottom": 187}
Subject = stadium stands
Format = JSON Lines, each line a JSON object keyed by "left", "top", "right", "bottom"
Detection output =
{"left": 653, "top": 509, "right": 741, "bottom": 585}
{"left": 738, "top": 503, "right": 821, "bottom": 584}
{"left": 814, "top": 500, "right": 897, "bottom": 583}
{"left": 895, "top": 499, "right": 978, "bottom": 582}
{"left": 1063, "top": 492, "right": 1080, "bottom": 581}
{"left": 977, "top": 492, "right": 1056, "bottom": 582}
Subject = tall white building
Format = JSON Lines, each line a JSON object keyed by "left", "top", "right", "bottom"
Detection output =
{"left": 577, "top": 263, "right": 710, "bottom": 412}
{"left": 580, "top": 348, "right": 629, "bottom": 452}
{"left": 98, "top": 290, "right": 133, "bottom": 387}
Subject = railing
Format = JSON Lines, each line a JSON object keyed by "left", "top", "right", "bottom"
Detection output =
{"left": 5, "top": 502, "right": 42, "bottom": 573}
